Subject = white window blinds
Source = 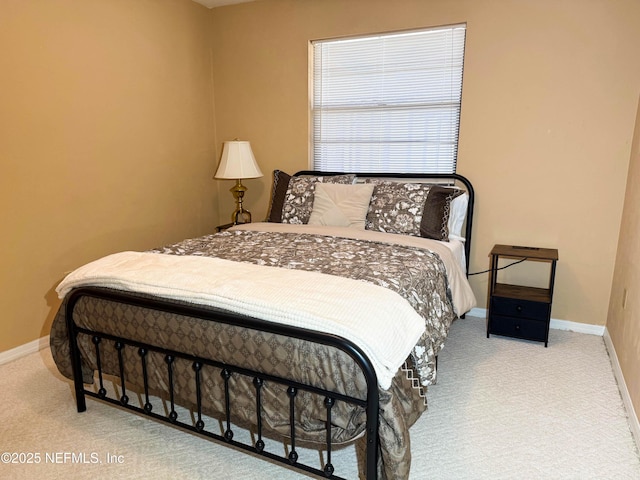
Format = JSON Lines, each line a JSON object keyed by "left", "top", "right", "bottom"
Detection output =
{"left": 312, "top": 24, "right": 466, "bottom": 174}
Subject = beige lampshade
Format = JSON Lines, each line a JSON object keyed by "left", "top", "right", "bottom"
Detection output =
{"left": 214, "top": 141, "right": 263, "bottom": 179}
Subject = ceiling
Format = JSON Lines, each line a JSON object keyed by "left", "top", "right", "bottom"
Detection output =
{"left": 192, "top": 0, "right": 255, "bottom": 8}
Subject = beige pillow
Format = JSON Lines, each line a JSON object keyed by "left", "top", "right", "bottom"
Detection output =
{"left": 308, "top": 183, "right": 375, "bottom": 229}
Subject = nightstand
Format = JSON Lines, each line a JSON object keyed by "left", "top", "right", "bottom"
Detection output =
{"left": 216, "top": 221, "right": 251, "bottom": 232}
{"left": 216, "top": 222, "right": 236, "bottom": 232}
{"left": 486, "top": 244, "right": 558, "bottom": 347}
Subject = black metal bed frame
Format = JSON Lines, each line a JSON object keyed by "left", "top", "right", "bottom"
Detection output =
{"left": 64, "top": 171, "right": 474, "bottom": 479}
{"left": 66, "top": 287, "right": 380, "bottom": 479}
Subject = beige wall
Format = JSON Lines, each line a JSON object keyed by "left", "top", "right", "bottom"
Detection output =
{"left": 0, "top": 0, "right": 218, "bottom": 352}
{"left": 210, "top": 0, "right": 640, "bottom": 328}
{"left": 608, "top": 95, "right": 640, "bottom": 419}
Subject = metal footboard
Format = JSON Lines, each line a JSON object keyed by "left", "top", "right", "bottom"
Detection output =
{"left": 65, "top": 287, "right": 379, "bottom": 479}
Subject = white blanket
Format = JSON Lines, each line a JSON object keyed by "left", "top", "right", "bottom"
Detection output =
{"left": 56, "top": 251, "right": 426, "bottom": 390}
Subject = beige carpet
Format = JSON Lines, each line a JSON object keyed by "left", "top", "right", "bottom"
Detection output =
{"left": 1, "top": 317, "right": 639, "bottom": 479}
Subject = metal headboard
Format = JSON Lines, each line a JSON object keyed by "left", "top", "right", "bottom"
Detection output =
{"left": 294, "top": 171, "right": 475, "bottom": 275}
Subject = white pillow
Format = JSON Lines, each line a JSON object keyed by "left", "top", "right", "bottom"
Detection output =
{"left": 308, "top": 183, "right": 375, "bottom": 229}
{"left": 448, "top": 192, "right": 468, "bottom": 240}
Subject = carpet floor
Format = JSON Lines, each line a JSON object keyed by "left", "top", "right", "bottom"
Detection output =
{"left": 1, "top": 316, "right": 639, "bottom": 479}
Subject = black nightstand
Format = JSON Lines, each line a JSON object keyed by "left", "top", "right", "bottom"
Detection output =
{"left": 486, "top": 244, "right": 558, "bottom": 347}
{"left": 216, "top": 222, "right": 236, "bottom": 232}
{"left": 216, "top": 222, "right": 251, "bottom": 232}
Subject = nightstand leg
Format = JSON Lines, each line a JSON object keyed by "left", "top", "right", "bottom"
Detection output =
{"left": 486, "top": 253, "right": 498, "bottom": 338}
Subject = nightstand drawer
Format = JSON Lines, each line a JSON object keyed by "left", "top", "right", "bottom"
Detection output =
{"left": 491, "top": 296, "right": 550, "bottom": 320}
{"left": 490, "top": 314, "right": 548, "bottom": 342}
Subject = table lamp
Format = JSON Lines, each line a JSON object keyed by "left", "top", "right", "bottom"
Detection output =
{"left": 214, "top": 140, "right": 263, "bottom": 224}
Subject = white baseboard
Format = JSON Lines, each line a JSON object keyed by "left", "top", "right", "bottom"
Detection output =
{"left": 0, "top": 335, "right": 50, "bottom": 366}
{"left": 603, "top": 327, "right": 640, "bottom": 451}
{"left": 467, "top": 308, "right": 605, "bottom": 336}
{"left": 468, "top": 307, "right": 488, "bottom": 318}
{"left": 549, "top": 318, "right": 606, "bottom": 336}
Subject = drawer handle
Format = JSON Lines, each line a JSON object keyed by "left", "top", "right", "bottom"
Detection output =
{"left": 515, "top": 324, "right": 521, "bottom": 331}
{"left": 516, "top": 305, "right": 523, "bottom": 313}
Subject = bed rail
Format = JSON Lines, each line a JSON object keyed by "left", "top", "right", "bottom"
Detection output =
{"left": 66, "top": 286, "right": 379, "bottom": 479}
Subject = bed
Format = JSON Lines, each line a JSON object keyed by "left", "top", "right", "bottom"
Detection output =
{"left": 50, "top": 170, "right": 476, "bottom": 480}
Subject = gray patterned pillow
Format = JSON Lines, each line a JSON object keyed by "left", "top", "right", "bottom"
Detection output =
{"left": 365, "top": 181, "right": 463, "bottom": 241}
{"left": 281, "top": 174, "right": 356, "bottom": 224}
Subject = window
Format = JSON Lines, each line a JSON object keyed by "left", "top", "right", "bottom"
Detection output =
{"left": 311, "top": 24, "right": 466, "bottom": 174}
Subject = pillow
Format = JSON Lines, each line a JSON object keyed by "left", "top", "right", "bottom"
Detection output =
{"left": 308, "top": 183, "right": 375, "bottom": 229}
{"left": 420, "top": 185, "right": 464, "bottom": 241}
{"left": 266, "top": 170, "right": 291, "bottom": 223}
{"left": 280, "top": 173, "right": 356, "bottom": 224}
{"left": 448, "top": 192, "right": 469, "bottom": 240}
{"left": 365, "top": 181, "right": 463, "bottom": 240}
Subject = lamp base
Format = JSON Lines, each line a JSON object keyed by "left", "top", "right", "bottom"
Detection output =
{"left": 232, "top": 208, "right": 251, "bottom": 224}
{"left": 230, "top": 180, "right": 252, "bottom": 224}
